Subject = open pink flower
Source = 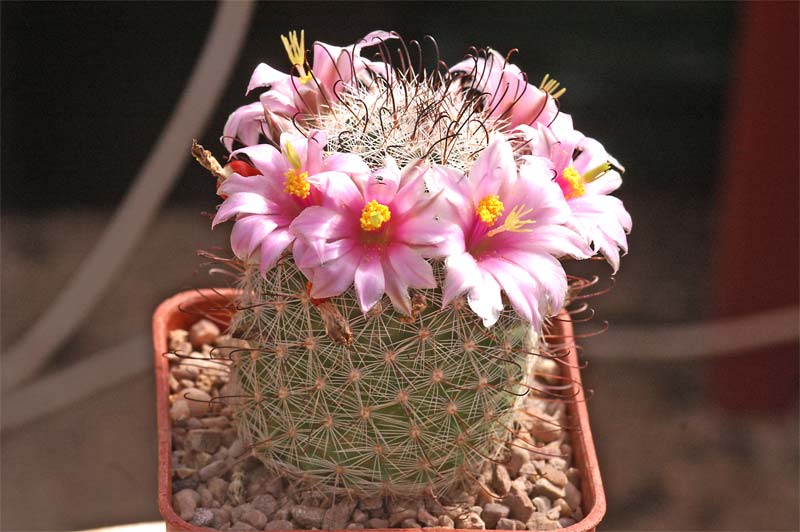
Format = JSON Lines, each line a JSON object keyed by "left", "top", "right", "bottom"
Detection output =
{"left": 441, "top": 135, "right": 591, "bottom": 328}
{"left": 223, "top": 31, "right": 398, "bottom": 151}
{"left": 290, "top": 157, "right": 463, "bottom": 315}
{"left": 449, "top": 49, "right": 558, "bottom": 130}
{"left": 213, "top": 130, "right": 369, "bottom": 275}
{"left": 517, "top": 119, "right": 632, "bottom": 272}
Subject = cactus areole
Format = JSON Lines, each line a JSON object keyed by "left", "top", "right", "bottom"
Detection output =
{"left": 195, "top": 30, "right": 632, "bottom": 497}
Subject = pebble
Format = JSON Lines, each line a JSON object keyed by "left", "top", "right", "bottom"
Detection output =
{"left": 438, "top": 515, "right": 455, "bottom": 528}
{"left": 174, "top": 488, "right": 200, "bottom": 521}
{"left": 388, "top": 509, "right": 417, "bottom": 527}
{"left": 208, "top": 477, "right": 229, "bottom": 502}
{"left": 173, "top": 476, "right": 199, "bottom": 491}
{"left": 291, "top": 504, "right": 326, "bottom": 528}
{"left": 187, "top": 429, "right": 222, "bottom": 453}
{"left": 502, "top": 479, "right": 535, "bottom": 523}
{"left": 190, "top": 319, "right": 220, "bottom": 348}
{"left": 456, "top": 511, "right": 485, "bottom": 530}
{"left": 241, "top": 508, "right": 268, "bottom": 529}
{"left": 541, "top": 464, "right": 568, "bottom": 489}
{"left": 367, "top": 518, "right": 389, "bottom": 528}
{"left": 178, "top": 388, "right": 212, "bottom": 417}
{"left": 481, "top": 503, "right": 510, "bottom": 528}
{"left": 265, "top": 520, "right": 294, "bottom": 530}
{"left": 559, "top": 517, "right": 577, "bottom": 527}
{"left": 532, "top": 478, "right": 566, "bottom": 500}
{"left": 347, "top": 524, "right": 365, "bottom": 529}
{"left": 230, "top": 521, "right": 255, "bottom": 531}
{"left": 199, "top": 460, "right": 228, "bottom": 481}
{"left": 228, "top": 439, "right": 245, "bottom": 459}
{"left": 505, "top": 442, "right": 530, "bottom": 477}
{"left": 358, "top": 495, "right": 383, "bottom": 512}
{"left": 323, "top": 499, "right": 357, "bottom": 529}
{"left": 495, "top": 517, "right": 523, "bottom": 530}
{"left": 417, "top": 507, "right": 438, "bottom": 527}
{"left": 191, "top": 507, "right": 214, "bottom": 527}
{"left": 170, "top": 399, "right": 192, "bottom": 423}
{"left": 252, "top": 494, "right": 278, "bottom": 518}
{"left": 492, "top": 463, "right": 513, "bottom": 495}
{"left": 352, "top": 509, "right": 368, "bottom": 524}
{"left": 564, "top": 482, "right": 582, "bottom": 513}
{"left": 199, "top": 486, "right": 214, "bottom": 508}
{"left": 201, "top": 416, "right": 230, "bottom": 429}
{"left": 211, "top": 508, "right": 231, "bottom": 528}
{"left": 526, "top": 512, "right": 561, "bottom": 531}
{"left": 531, "top": 496, "right": 551, "bottom": 513}
{"left": 400, "top": 519, "right": 421, "bottom": 528}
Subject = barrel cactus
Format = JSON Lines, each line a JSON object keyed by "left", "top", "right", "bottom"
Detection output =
{"left": 196, "top": 30, "right": 631, "bottom": 498}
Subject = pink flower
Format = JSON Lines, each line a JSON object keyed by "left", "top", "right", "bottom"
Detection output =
{"left": 213, "top": 130, "right": 369, "bottom": 275}
{"left": 290, "top": 157, "right": 463, "bottom": 315}
{"left": 449, "top": 49, "right": 558, "bottom": 130}
{"left": 223, "top": 30, "right": 398, "bottom": 151}
{"left": 517, "top": 119, "right": 632, "bottom": 272}
{"left": 441, "top": 135, "right": 591, "bottom": 328}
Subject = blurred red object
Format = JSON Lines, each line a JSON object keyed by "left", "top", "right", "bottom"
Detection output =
{"left": 712, "top": 2, "right": 799, "bottom": 412}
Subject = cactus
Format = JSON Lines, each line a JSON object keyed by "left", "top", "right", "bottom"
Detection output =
{"left": 230, "top": 258, "right": 537, "bottom": 496}
{"left": 200, "top": 30, "right": 631, "bottom": 499}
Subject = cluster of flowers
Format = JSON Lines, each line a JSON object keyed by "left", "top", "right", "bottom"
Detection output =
{"left": 212, "top": 30, "right": 631, "bottom": 330}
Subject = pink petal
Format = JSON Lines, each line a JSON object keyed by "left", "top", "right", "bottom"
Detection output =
{"left": 467, "top": 270, "right": 504, "bottom": 328}
{"left": 307, "top": 171, "right": 363, "bottom": 212}
{"left": 290, "top": 206, "right": 353, "bottom": 242}
{"left": 470, "top": 136, "right": 516, "bottom": 201}
{"left": 480, "top": 257, "right": 538, "bottom": 325}
{"left": 213, "top": 192, "right": 275, "bottom": 226}
{"left": 309, "top": 248, "right": 363, "bottom": 299}
{"left": 354, "top": 252, "right": 386, "bottom": 312}
{"left": 381, "top": 259, "right": 412, "bottom": 315}
{"left": 247, "top": 63, "right": 291, "bottom": 94}
{"left": 502, "top": 250, "right": 567, "bottom": 316}
{"left": 230, "top": 215, "right": 278, "bottom": 259}
{"left": 230, "top": 144, "right": 286, "bottom": 178}
{"left": 364, "top": 157, "right": 400, "bottom": 204}
{"left": 442, "top": 251, "right": 482, "bottom": 307}
{"left": 324, "top": 152, "right": 371, "bottom": 176}
{"left": 222, "top": 102, "right": 265, "bottom": 151}
{"left": 387, "top": 244, "right": 436, "bottom": 289}
{"left": 259, "top": 228, "right": 295, "bottom": 276}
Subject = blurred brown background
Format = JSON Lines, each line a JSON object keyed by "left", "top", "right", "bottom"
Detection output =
{"left": 2, "top": 1, "right": 798, "bottom": 530}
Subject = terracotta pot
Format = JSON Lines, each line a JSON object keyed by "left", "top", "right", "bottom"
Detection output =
{"left": 154, "top": 289, "right": 606, "bottom": 532}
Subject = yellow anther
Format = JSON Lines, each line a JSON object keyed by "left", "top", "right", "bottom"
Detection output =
{"left": 284, "top": 168, "right": 310, "bottom": 199}
{"left": 561, "top": 166, "right": 585, "bottom": 199}
{"left": 283, "top": 140, "right": 303, "bottom": 170}
{"left": 476, "top": 195, "right": 505, "bottom": 225}
{"left": 360, "top": 200, "right": 391, "bottom": 231}
{"left": 486, "top": 204, "right": 536, "bottom": 238}
{"left": 280, "top": 30, "right": 312, "bottom": 84}
{"left": 539, "top": 73, "right": 567, "bottom": 99}
{"left": 581, "top": 162, "right": 612, "bottom": 184}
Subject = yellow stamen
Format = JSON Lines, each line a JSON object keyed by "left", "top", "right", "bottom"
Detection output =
{"left": 539, "top": 73, "right": 567, "bottom": 99}
{"left": 581, "top": 162, "right": 612, "bottom": 184}
{"left": 283, "top": 140, "right": 302, "bottom": 170}
{"left": 476, "top": 195, "right": 505, "bottom": 225}
{"left": 360, "top": 200, "right": 391, "bottom": 231}
{"left": 561, "top": 166, "right": 585, "bottom": 199}
{"left": 486, "top": 204, "right": 536, "bottom": 238}
{"left": 280, "top": 30, "right": 313, "bottom": 84}
{"left": 284, "top": 168, "right": 310, "bottom": 199}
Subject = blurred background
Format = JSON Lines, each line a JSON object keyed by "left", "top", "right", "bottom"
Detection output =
{"left": 2, "top": 1, "right": 798, "bottom": 530}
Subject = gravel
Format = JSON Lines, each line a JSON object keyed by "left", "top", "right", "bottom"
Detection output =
{"left": 168, "top": 325, "right": 583, "bottom": 530}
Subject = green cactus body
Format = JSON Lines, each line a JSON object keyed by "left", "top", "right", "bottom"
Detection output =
{"left": 230, "top": 258, "right": 535, "bottom": 496}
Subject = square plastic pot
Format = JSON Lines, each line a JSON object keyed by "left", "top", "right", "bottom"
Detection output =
{"left": 154, "top": 289, "right": 606, "bottom": 532}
